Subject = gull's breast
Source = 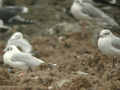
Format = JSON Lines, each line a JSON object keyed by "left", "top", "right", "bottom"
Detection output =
{"left": 98, "top": 37, "right": 114, "bottom": 56}
{"left": 3, "top": 52, "right": 13, "bottom": 65}
{"left": 71, "top": 3, "right": 83, "bottom": 19}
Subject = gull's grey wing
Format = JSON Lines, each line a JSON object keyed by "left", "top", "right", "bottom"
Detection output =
{"left": 8, "top": 16, "right": 34, "bottom": 25}
{"left": 0, "top": 19, "right": 11, "bottom": 29}
{"left": 82, "top": 3, "right": 118, "bottom": 26}
{"left": 111, "top": 36, "right": 120, "bottom": 49}
{"left": 81, "top": 3, "right": 104, "bottom": 17}
{"left": 0, "top": 6, "right": 27, "bottom": 20}
{"left": 12, "top": 53, "right": 45, "bottom": 67}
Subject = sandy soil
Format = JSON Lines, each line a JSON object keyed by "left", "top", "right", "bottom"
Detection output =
{"left": 0, "top": 0, "right": 120, "bottom": 90}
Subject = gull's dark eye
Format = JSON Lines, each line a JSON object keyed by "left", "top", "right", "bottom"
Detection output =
{"left": 15, "top": 35, "right": 20, "bottom": 39}
{"left": 16, "top": 35, "right": 19, "bottom": 37}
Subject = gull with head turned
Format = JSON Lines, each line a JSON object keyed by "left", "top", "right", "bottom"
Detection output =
{"left": 3, "top": 45, "right": 45, "bottom": 71}
{"left": 98, "top": 29, "right": 120, "bottom": 67}
{"left": 6, "top": 32, "right": 32, "bottom": 54}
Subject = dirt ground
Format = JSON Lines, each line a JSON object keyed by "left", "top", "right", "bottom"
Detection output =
{"left": 0, "top": 0, "right": 120, "bottom": 90}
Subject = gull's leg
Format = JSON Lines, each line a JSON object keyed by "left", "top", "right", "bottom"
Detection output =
{"left": 12, "top": 26, "right": 17, "bottom": 33}
{"left": 112, "top": 56, "right": 117, "bottom": 68}
{"left": 18, "top": 72, "right": 24, "bottom": 77}
{"left": 18, "top": 68, "right": 32, "bottom": 77}
{"left": 8, "top": 68, "right": 13, "bottom": 73}
{"left": 81, "top": 22, "right": 87, "bottom": 38}
{"left": 27, "top": 67, "right": 32, "bottom": 72}
{"left": 18, "top": 67, "right": 32, "bottom": 77}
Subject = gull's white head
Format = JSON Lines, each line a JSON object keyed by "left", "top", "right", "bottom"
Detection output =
{"left": 10, "top": 32, "right": 23, "bottom": 40}
{"left": 22, "top": 7, "right": 28, "bottom": 13}
{"left": 99, "top": 29, "right": 113, "bottom": 38}
{"left": 4, "top": 45, "right": 19, "bottom": 53}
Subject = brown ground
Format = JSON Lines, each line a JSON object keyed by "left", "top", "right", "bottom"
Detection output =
{"left": 0, "top": 0, "right": 120, "bottom": 90}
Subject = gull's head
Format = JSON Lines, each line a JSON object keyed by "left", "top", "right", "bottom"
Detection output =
{"left": 74, "top": 0, "right": 83, "bottom": 4}
{"left": 3, "top": 45, "right": 18, "bottom": 53}
{"left": 22, "top": 7, "right": 28, "bottom": 13}
{"left": 99, "top": 29, "right": 113, "bottom": 38}
{"left": 10, "top": 32, "right": 23, "bottom": 40}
